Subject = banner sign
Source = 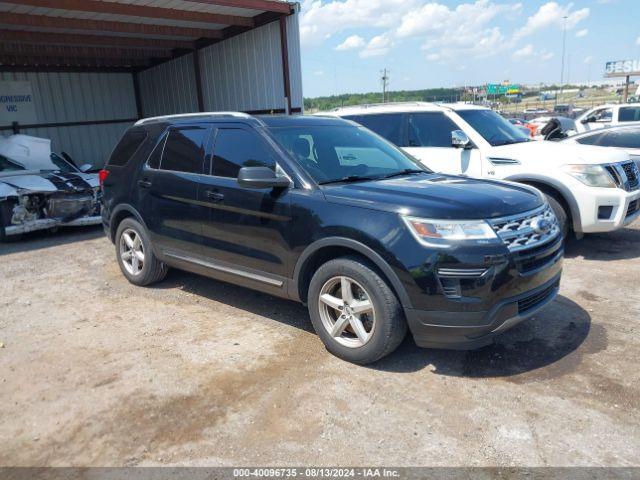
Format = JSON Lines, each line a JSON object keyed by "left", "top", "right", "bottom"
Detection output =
{"left": 0, "top": 81, "right": 38, "bottom": 125}
{"left": 605, "top": 59, "right": 640, "bottom": 78}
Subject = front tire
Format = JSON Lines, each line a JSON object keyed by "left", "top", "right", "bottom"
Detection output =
{"left": 115, "top": 218, "right": 168, "bottom": 286}
{"left": 545, "top": 194, "right": 569, "bottom": 239}
{"left": 308, "top": 256, "right": 407, "bottom": 364}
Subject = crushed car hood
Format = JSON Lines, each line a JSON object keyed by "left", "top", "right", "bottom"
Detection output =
{"left": 0, "top": 171, "right": 97, "bottom": 199}
{"left": 322, "top": 173, "right": 542, "bottom": 220}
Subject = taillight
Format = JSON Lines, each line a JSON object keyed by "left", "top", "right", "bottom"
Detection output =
{"left": 99, "top": 169, "right": 110, "bottom": 187}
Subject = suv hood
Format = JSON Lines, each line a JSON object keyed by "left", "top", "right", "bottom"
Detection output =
{"left": 489, "top": 140, "right": 629, "bottom": 165}
{"left": 322, "top": 173, "right": 542, "bottom": 220}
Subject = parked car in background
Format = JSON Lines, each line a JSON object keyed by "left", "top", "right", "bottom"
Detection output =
{"left": 0, "top": 134, "right": 101, "bottom": 240}
{"left": 508, "top": 118, "right": 536, "bottom": 137}
{"left": 563, "top": 124, "right": 640, "bottom": 169}
{"left": 575, "top": 103, "right": 640, "bottom": 133}
{"left": 528, "top": 116, "right": 577, "bottom": 138}
{"left": 101, "top": 113, "right": 563, "bottom": 364}
{"left": 324, "top": 102, "right": 640, "bottom": 237}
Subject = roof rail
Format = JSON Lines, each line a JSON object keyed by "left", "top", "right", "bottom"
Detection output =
{"left": 134, "top": 111, "right": 251, "bottom": 126}
{"left": 330, "top": 101, "right": 436, "bottom": 112}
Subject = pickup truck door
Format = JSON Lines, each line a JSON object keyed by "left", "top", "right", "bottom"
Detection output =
{"left": 403, "top": 112, "right": 482, "bottom": 177}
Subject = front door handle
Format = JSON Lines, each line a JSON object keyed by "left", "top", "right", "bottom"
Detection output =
{"left": 137, "top": 179, "right": 152, "bottom": 189}
{"left": 205, "top": 191, "right": 224, "bottom": 202}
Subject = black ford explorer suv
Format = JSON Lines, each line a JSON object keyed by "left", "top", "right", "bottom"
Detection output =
{"left": 101, "top": 113, "right": 563, "bottom": 364}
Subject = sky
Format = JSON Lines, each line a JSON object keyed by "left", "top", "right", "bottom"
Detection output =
{"left": 299, "top": 0, "right": 640, "bottom": 97}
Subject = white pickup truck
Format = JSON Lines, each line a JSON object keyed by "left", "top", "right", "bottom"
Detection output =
{"left": 323, "top": 102, "right": 640, "bottom": 237}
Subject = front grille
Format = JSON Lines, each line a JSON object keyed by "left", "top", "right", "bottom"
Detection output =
{"left": 621, "top": 162, "right": 639, "bottom": 190}
{"left": 515, "top": 235, "right": 563, "bottom": 274}
{"left": 517, "top": 281, "right": 559, "bottom": 314}
{"left": 627, "top": 199, "right": 640, "bottom": 218}
{"left": 488, "top": 204, "right": 560, "bottom": 253}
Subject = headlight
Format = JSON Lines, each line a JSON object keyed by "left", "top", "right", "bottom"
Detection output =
{"left": 402, "top": 216, "right": 498, "bottom": 247}
{"left": 562, "top": 164, "right": 616, "bottom": 188}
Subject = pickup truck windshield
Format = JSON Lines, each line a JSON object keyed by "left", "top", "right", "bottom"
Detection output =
{"left": 457, "top": 109, "right": 530, "bottom": 147}
{"left": 268, "top": 125, "right": 429, "bottom": 184}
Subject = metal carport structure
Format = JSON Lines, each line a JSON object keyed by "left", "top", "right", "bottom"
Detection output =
{"left": 0, "top": 0, "right": 302, "bottom": 167}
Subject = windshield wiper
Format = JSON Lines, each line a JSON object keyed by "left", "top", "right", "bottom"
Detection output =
{"left": 381, "top": 169, "right": 427, "bottom": 179}
{"left": 318, "top": 175, "right": 377, "bottom": 185}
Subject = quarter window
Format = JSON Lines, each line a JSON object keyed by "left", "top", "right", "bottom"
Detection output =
{"left": 160, "top": 127, "right": 209, "bottom": 174}
{"left": 408, "top": 112, "right": 460, "bottom": 148}
{"left": 212, "top": 129, "right": 274, "bottom": 178}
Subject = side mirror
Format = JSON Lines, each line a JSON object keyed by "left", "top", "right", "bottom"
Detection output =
{"left": 237, "top": 166, "right": 290, "bottom": 189}
{"left": 581, "top": 116, "right": 595, "bottom": 124}
{"left": 79, "top": 164, "right": 93, "bottom": 172}
{"left": 451, "top": 130, "right": 472, "bottom": 149}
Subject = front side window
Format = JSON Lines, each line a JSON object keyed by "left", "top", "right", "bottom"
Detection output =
{"left": 456, "top": 109, "right": 530, "bottom": 147}
{"left": 618, "top": 107, "right": 640, "bottom": 122}
{"left": 591, "top": 108, "right": 612, "bottom": 122}
{"left": 160, "top": 127, "right": 209, "bottom": 174}
{"left": 344, "top": 114, "right": 404, "bottom": 146}
{"left": 268, "top": 124, "right": 427, "bottom": 184}
{"left": 408, "top": 112, "right": 460, "bottom": 148}
{"left": 212, "top": 129, "right": 274, "bottom": 178}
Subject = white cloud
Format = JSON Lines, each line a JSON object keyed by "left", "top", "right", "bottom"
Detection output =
{"left": 299, "top": 0, "right": 418, "bottom": 46}
{"left": 313, "top": 70, "right": 324, "bottom": 76}
{"left": 359, "top": 34, "right": 393, "bottom": 58}
{"left": 512, "top": 44, "right": 554, "bottom": 62}
{"left": 575, "top": 28, "right": 588, "bottom": 38}
{"left": 584, "top": 56, "right": 593, "bottom": 64}
{"left": 636, "top": 36, "right": 640, "bottom": 46}
{"left": 334, "top": 35, "right": 365, "bottom": 51}
{"left": 514, "top": 2, "right": 589, "bottom": 39}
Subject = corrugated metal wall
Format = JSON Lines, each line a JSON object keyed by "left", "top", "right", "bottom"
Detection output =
{"left": 137, "top": 53, "right": 199, "bottom": 118}
{"left": 137, "top": 12, "right": 303, "bottom": 116}
{"left": 0, "top": 71, "right": 136, "bottom": 167}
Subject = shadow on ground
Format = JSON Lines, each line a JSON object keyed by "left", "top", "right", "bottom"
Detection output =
{"left": 0, "top": 225, "right": 105, "bottom": 256}
{"left": 564, "top": 226, "right": 640, "bottom": 261}
{"left": 157, "top": 268, "right": 594, "bottom": 379}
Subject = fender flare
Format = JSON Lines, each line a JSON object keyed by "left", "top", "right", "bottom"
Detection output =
{"left": 291, "top": 236, "right": 412, "bottom": 307}
{"left": 108, "top": 204, "right": 149, "bottom": 241}
{"left": 505, "top": 174, "right": 583, "bottom": 232}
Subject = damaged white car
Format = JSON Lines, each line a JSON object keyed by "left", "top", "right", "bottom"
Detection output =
{"left": 0, "top": 134, "right": 101, "bottom": 240}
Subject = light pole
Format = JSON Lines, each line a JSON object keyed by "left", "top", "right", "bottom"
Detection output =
{"left": 557, "top": 15, "right": 568, "bottom": 105}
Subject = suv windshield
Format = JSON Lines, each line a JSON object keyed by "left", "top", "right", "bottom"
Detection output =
{"left": 268, "top": 124, "right": 429, "bottom": 184}
{"left": 457, "top": 109, "right": 530, "bottom": 147}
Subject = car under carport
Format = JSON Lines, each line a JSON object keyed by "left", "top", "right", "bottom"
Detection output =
{"left": 0, "top": 0, "right": 303, "bottom": 169}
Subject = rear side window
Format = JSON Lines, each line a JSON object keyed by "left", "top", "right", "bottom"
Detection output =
{"left": 408, "top": 112, "right": 459, "bottom": 147}
{"left": 602, "top": 130, "right": 640, "bottom": 149}
{"left": 160, "top": 127, "right": 209, "bottom": 174}
{"left": 619, "top": 107, "right": 640, "bottom": 122}
{"left": 212, "top": 129, "right": 274, "bottom": 178}
{"left": 108, "top": 130, "right": 147, "bottom": 166}
{"left": 344, "top": 114, "right": 404, "bottom": 146}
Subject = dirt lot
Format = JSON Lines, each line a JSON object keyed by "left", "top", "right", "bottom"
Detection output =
{"left": 1, "top": 224, "right": 639, "bottom": 467}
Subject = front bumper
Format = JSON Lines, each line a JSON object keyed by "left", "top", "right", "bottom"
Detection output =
{"left": 405, "top": 272, "right": 562, "bottom": 349}
{"left": 573, "top": 183, "right": 640, "bottom": 233}
{"left": 4, "top": 215, "right": 102, "bottom": 236}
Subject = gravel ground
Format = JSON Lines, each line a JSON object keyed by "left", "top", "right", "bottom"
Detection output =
{"left": 0, "top": 224, "right": 639, "bottom": 467}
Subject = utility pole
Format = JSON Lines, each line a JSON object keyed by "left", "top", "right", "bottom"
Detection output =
{"left": 557, "top": 15, "right": 568, "bottom": 106}
{"left": 380, "top": 68, "right": 390, "bottom": 103}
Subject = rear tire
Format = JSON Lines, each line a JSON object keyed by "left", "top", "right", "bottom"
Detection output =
{"left": 115, "top": 218, "right": 167, "bottom": 286}
{"left": 307, "top": 256, "right": 407, "bottom": 365}
{"left": 545, "top": 194, "right": 569, "bottom": 240}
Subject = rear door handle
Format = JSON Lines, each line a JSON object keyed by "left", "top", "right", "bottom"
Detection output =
{"left": 205, "top": 190, "right": 224, "bottom": 202}
{"left": 137, "top": 179, "right": 152, "bottom": 188}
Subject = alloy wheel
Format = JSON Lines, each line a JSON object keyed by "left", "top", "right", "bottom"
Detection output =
{"left": 318, "top": 275, "right": 376, "bottom": 348}
{"left": 119, "top": 228, "right": 145, "bottom": 276}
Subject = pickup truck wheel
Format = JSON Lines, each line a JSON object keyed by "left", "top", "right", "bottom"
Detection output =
{"left": 545, "top": 194, "right": 568, "bottom": 239}
{"left": 308, "top": 256, "right": 407, "bottom": 365}
{"left": 115, "top": 218, "right": 168, "bottom": 286}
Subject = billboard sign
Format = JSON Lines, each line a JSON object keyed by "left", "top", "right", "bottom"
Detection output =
{"left": 486, "top": 83, "right": 520, "bottom": 95}
{"left": 604, "top": 59, "right": 640, "bottom": 78}
{"left": 0, "top": 81, "right": 37, "bottom": 125}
